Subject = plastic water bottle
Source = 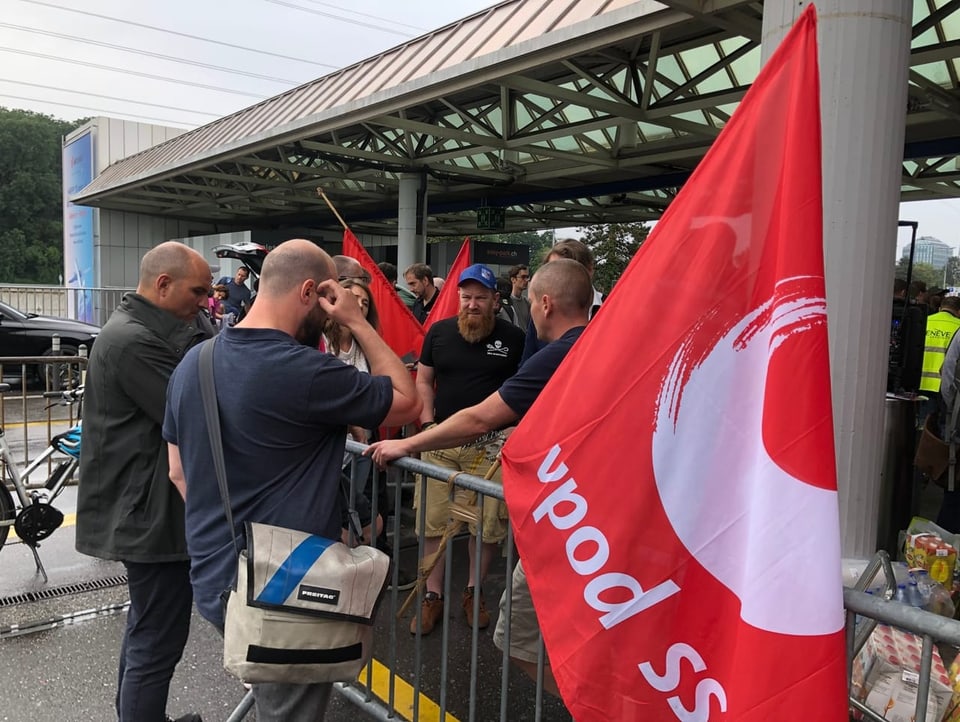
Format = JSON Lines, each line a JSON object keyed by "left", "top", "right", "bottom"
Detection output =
{"left": 894, "top": 584, "right": 909, "bottom": 604}
{"left": 913, "top": 570, "right": 934, "bottom": 606}
{"left": 906, "top": 581, "right": 925, "bottom": 607}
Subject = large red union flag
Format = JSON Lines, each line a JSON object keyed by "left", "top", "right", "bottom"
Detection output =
{"left": 501, "top": 7, "right": 847, "bottom": 722}
{"left": 341, "top": 229, "right": 424, "bottom": 360}
{"left": 422, "top": 237, "right": 471, "bottom": 334}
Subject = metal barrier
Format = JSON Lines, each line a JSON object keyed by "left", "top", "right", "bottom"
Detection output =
{"left": 315, "top": 447, "right": 960, "bottom": 722}
{"left": 0, "top": 355, "right": 86, "bottom": 475}
{"left": 0, "top": 284, "right": 132, "bottom": 326}
{"left": 224, "top": 439, "right": 566, "bottom": 721}
{"left": 846, "top": 550, "right": 960, "bottom": 722}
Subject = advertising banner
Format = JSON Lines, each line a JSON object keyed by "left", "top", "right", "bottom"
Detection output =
{"left": 63, "top": 132, "right": 95, "bottom": 323}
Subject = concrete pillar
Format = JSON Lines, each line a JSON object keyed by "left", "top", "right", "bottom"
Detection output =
{"left": 761, "top": 1, "right": 912, "bottom": 558}
{"left": 397, "top": 173, "right": 426, "bottom": 273}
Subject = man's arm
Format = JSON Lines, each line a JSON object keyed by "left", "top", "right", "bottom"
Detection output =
{"left": 168, "top": 442, "right": 186, "bottom": 500}
{"left": 415, "top": 363, "right": 437, "bottom": 426}
{"left": 366, "top": 391, "right": 519, "bottom": 466}
{"left": 318, "top": 279, "right": 421, "bottom": 426}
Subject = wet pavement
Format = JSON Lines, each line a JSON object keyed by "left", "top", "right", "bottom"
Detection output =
{"left": 0, "top": 385, "right": 572, "bottom": 721}
{"left": 0, "top": 502, "right": 572, "bottom": 721}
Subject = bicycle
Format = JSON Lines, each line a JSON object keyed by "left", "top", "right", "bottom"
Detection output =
{"left": 0, "top": 382, "right": 83, "bottom": 582}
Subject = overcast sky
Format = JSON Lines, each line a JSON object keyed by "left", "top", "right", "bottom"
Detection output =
{"left": 3, "top": 0, "right": 958, "bottom": 254}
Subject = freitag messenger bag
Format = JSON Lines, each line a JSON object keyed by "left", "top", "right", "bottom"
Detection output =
{"left": 223, "top": 521, "right": 389, "bottom": 684}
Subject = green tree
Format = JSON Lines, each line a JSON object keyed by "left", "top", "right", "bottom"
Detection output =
{"left": 895, "top": 257, "right": 942, "bottom": 291}
{"left": 945, "top": 256, "right": 960, "bottom": 288}
{"left": 577, "top": 222, "right": 650, "bottom": 294}
{"left": 0, "top": 107, "right": 82, "bottom": 283}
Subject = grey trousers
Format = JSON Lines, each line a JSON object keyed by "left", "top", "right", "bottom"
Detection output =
{"left": 251, "top": 681, "right": 332, "bottom": 721}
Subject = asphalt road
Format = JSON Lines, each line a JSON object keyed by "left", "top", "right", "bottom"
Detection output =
{"left": 0, "top": 394, "right": 572, "bottom": 722}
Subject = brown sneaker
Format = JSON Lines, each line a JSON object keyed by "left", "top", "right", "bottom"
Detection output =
{"left": 462, "top": 586, "right": 490, "bottom": 629}
{"left": 410, "top": 592, "right": 444, "bottom": 635}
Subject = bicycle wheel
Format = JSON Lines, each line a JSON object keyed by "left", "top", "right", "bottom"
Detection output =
{"left": 0, "top": 483, "right": 14, "bottom": 552}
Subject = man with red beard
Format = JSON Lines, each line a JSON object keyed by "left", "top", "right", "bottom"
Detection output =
{"left": 408, "top": 263, "right": 524, "bottom": 635}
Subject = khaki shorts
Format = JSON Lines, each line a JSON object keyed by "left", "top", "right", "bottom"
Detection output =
{"left": 413, "top": 443, "right": 508, "bottom": 543}
{"left": 493, "top": 561, "right": 547, "bottom": 665}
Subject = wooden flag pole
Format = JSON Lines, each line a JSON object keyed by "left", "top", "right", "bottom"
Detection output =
{"left": 316, "top": 188, "right": 349, "bottom": 231}
{"left": 398, "top": 456, "right": 502, "bottom": 619}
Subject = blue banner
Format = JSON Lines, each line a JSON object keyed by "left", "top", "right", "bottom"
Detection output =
{"left": 63, "top": 132, "right": 95, "bottom": 323}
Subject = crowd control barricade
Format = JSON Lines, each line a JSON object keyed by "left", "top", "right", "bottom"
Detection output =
{"left": 0, "top": 354, "right": 86, "bottom": 476}
{"left": 846, "top": 550, "right": 960, "bottom": 722}
{"left": 228, "top": 438, "right": 566, "bottom": 722}
{"left": 0, "top": 284, "right": 131, "bottom": 326}
{"left": 229, "top": 448, "right": 960, "bottom": 722}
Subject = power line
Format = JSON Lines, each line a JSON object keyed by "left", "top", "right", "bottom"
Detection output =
{"left": 19, "top": 0, "right": 340, "bottom": 70}
{"left": 263, "top": 0, "right": 416, "bottom": 37}
{"left": 0, "top": 94, "right": 198, "bottom": 127}
{"left": 0, "top": 47, "right": 271, "bottom": 99}
{"left": 292, "top": 0, "right": 428, "bottom": 32}
{"left": 0, "top": 79, "right": 219, "bottom": 117}
{"left": 0, "top": 22, "right": 301, "bottom": 84}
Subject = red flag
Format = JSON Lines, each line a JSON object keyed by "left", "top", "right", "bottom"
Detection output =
{"left": 342, "top": 229, "right": 424, "bottom": 361}
{"left": 422, "top": 237, "right": 471, "bottom": 334}
{"left": 502, "top": 8, "right": 846, "bottom": 721}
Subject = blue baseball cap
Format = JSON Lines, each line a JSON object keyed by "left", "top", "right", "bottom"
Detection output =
{"left": 458, "top": 263, "right": 497, "bottom": 290}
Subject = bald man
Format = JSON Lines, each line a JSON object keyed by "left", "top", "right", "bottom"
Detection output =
{"left": 333, "top": 254, "right": 371, "bottom": 283}
{"left": 77, "top": 241, "right": 213, "bottom": 722}
{"left": 164, "top": 239, "right": 420, "bottom": 721}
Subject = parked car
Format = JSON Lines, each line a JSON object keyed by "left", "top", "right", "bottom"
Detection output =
{"left": 213, "top": 241, "right": 268, "bottom": 277}
{"left": 0, "top": 300, "right": 100, "bottom": 387}
{"left": 213, "top": 241, "right": 269, "bottom": 320}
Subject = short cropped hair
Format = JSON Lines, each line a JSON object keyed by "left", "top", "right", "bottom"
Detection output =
{"left": 941, "top": 295, "right": 960, "bottom": 312}
{"left": 508, "top": 264, "right": 528, "bottom": 280}
{"left": 530, "top": 259, "right": 593, "bottom": 316}
{"left": 547, "top": 239, "right": 594, "bottom": 271}
{"left": 378, "top": 262, "right": 398, "bottom": 283}
{"left": 404, "top": 263, "right": 434, "bottom": 284}
{"left": 259, "top": 239, "right": 334, "bottom": 296}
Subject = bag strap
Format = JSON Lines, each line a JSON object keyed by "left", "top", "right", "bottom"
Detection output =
{"left": 198, "top": 338, "right": 242, "bottom": 558}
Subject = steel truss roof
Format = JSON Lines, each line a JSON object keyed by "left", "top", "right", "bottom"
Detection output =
{"left": 73, "top": 0, "right": 960, "bottom": 236}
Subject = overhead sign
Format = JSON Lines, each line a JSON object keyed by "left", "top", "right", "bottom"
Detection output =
{"left": 476, "top": 206, "right": 505, "bottom": 230}
{"left": 473, "top": 241, "right": 529, "bottom": 266}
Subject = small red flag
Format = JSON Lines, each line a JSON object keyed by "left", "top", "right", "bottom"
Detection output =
{"left": 502, "top": 7, "right": 847, "bottom": 721}
{"left": 341, "top": 229, "right": 424, "bottom": 361}
{"left": 422, "top": 237, "right": 471, "bottom": 334}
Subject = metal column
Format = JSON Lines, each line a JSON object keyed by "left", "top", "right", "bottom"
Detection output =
{"left": 397, "top": 173, "right": 426, "bottom": 274}
{"left": 761, "top": 1, "right": 912, "bottom": 558}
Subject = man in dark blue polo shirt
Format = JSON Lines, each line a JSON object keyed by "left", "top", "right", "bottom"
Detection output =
{"left": 164, "top": 239, "right": 421, "bottom": 722}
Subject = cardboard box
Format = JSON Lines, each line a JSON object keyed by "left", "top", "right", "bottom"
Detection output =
{"left": 851, "top": 625, "right": 951, "bottom": 722}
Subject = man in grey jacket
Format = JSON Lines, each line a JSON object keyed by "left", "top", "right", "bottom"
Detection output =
{"left": 76, "top": 241, "right": 213, "bottom": 722}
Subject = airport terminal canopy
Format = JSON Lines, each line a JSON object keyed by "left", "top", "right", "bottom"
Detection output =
{"left": 72, "top": 0, "right": 960, "bottom": 236}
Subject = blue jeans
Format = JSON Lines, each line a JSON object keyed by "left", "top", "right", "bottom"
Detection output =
{"left": 117, "top": 560, "right": 193, "bottom": 722}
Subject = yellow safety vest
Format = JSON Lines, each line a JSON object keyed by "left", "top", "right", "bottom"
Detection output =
{"left": 921, "top": 311, "right": 960, "bottom": 392}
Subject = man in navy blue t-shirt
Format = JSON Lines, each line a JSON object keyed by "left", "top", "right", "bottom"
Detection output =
{"left": 164, "top": 239, "right": 421, "bottom": 722}
{"left": 366, "top": 258, "right": 592, "bottom": 699}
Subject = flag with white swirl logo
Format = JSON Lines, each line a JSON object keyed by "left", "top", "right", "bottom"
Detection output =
{"left": 501, "top": 7, "right": 846, "bottom": 721}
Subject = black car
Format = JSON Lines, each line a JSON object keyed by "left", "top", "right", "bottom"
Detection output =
{"left": 213, "top": 241, "right": 268, "bottom": 282}
{"left": 213, "top": 242, "right": 269, "bottom": 318}
{"left": 0, "top": 300, "right": 100, "bottom": 387}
